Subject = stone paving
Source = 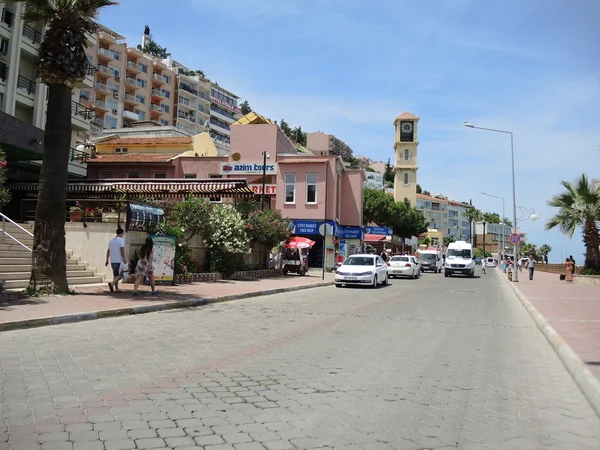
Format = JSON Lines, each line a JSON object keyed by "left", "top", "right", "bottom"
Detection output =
{"left": 0, "top": 270, "right": 599, "bottom": 449}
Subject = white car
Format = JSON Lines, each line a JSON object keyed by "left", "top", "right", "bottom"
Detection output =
{"left": 335, "top": 254, "right": 388, "bottom": 288}
{"left": 387, "top": 255, "right": 420, "bottom": 279}
{"left": 485, "top": 257, "right": 497, "bottom": 268}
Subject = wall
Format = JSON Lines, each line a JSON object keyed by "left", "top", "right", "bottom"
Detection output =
{"left": 86, "top": 163, "right": 175, "bottom": 178}
{"left": 192, "top": 133, "right": 219, "bottom": 156}
{"left": 340, "top": 170, "right": 364, "bottom": 226}
{"left": 306, "top": 132, "right": 330, "bottom": 155}
{"left": 96, "top": 143, "right": 191, "bottom": 154}
{"left": 229, "top": 124, "right": 277, "bottom": 160}
{"left": 174, "top": 156, "right": 225, "bottom": 178}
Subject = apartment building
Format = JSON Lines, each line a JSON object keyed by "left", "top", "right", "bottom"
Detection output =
{"left": 306, "top": 131, "right": 354, "bottom": 162}
{"left": 416, "top": 193, "right": 448, "bottom": 234}
{"left": 447, "top": 200, "right": 471, "bottom": 241}
{"left": 85, "top": 25, "right": 176, "bottom": 134}
{"left": 209, "top": 83, "right": 242, "bottom": 154}
{"left": 0, "top": 1, "right": 95, "bottom": 178}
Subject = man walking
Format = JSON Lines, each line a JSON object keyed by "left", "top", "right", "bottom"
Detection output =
{"left": 527, "top": 254, "right": 536, "bottom": 280}
{"left": 106, "top": 227, "right": 126, "bottom": 292}
{"left": 481, "top": 258, "right": 486, "bottom": 275}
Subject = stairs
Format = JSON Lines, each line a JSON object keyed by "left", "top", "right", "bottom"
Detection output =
{"left": 0, "top": 222, "right": 104, "bottom": 289}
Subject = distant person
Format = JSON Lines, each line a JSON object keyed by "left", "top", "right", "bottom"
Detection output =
{"left": 380, "top": 250, "right": 387, "bottom": 262}
{"left": 565, "top": 257, "right": 575, "bottom": 282}
{"left": 481, "top": 258, "right": 486, "bottom": 274}
{"left": 527, "top": 254, "right": 536, "bottom": 280}
{"left": 133, "top": 237, "right": 158, "bottom": 296}
{"left": 569, "top": 255, "right": 575, "bottom": 266}
{"left": 105, "top": 227, "right": 125, "bottom": 293}
{"left": 544, "top": 254, "right": 548, "bottom": 264}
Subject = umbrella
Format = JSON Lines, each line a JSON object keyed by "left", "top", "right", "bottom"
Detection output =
{"left": 285, "top": 236, "right": 315, "bottom": 249}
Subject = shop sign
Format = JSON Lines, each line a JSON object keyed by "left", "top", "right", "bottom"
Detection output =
{"left": 126, "top": 203, "right": 164, "bottom": 232}
{"left": 289, "top": 220, "right": 335, "bottom": 236}
{"left": 249, "top": 184, "right": 276, "bottom": 195}
{"left": 363, "top": 226, "right": 393, "bottom": 236}
{"left": 220, "top": 162, "right": 277, "bottom": 175}
{"left": 211, "top": 96, "right": 242, "bottom": 113}
{"left": 335, "top": 225, "right": 363, "bottom": 240}
{"left": 148, "top": 235, "right": 176, "bottom": 281}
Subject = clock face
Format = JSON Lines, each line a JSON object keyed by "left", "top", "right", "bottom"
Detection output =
{"left": 401, "top": 122, "right": 413, "bottom": 133}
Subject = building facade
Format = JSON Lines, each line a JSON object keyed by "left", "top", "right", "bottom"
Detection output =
{"left": 416, "top": 193, "right": 448, "bottom": 234}
{"left": 306, "top": 131, "right": 353, "bottom": 161}
{"left": 393, "top": 112, "right": 419, "bottom": 207}
{"left": 474, "top": 222, "right": 520, "bottom": 257}
{"left": 447, "top": 200, "right": 471, "bottom": 241}
{"left": 209, "top": 83, "right": 242, "bottom": 154}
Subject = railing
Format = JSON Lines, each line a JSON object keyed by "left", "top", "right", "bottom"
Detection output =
{"left": 153, "top": 73, "right": 167, "bottom": 83}
{"left": 71, "top": 100, "right": 95, "bottom": 120}
{"left": 127, "top": 61, "right": 139, "bottom": 71}
{"left": 198, "top": 92, "right": 210, "bottom": 101}
{"left": 84, "top": 63, "right": 97, "bottom": 76}
{"left": 1, "top": 8, "right": 14, "bottom": 27}
{"left": 179, "top": 82, "right": 198, "bottom": 96}
{"left": 95, "top": 82, "right": 109, "bottom": 92}
{"left": 22, "top": 24, "right": 42, "bottom": 44}
{"left": 17, "top": 75, "right": 36, "bottom": 95}
{"left": 97, "top": 65, "right": 110, "bottom": 76}
{"left": 70, "top": 147, "right": 89, "bottom": 164}
{"left": 97, "top": 47, "right": 113, "bottom": 59}
{"left": 124, "top": 93, "right": 139, "bottom": 104}
{"left": 0, "top": 213, "right": 33, "bottom": 252}
{"left": 126, "top": 77, "right": 139, "bottom": 87}
{"left": 91, "top": 117, "right": 104, "bottom": 129}
{"left": 151, "top": 104, "right": 162, "bottom": 112}
{"left": 95, "top": 99, "right": 107, "bottom": 110}
{"left": 151, "top": 88, "right": 164, "bottom": 98}
{"left": 0, "top": 63, "right": 7, "bottom": 82}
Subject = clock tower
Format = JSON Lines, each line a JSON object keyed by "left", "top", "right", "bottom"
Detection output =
{"left": 393, "top": 112, "right": 420, "bottom": 207}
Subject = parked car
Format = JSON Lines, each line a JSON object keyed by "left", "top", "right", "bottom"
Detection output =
{"left": 387, "top": 255, "right": 420, "bottom": 279}
{"left": 335, "top": 254, "right": 388, "bottom": 288}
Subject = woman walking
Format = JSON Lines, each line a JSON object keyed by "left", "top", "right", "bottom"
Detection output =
{"left": 133, "top": 237, "right": 158, "bottom": 296}
{"left": 564, "top": 257, "right": 575, "bottom": 282}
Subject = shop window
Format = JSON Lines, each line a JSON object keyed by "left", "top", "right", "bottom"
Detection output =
{"left": 306, "top": 173, "right": 317, "bottom": 204}
{"left": 285, "top": 173, "right": 295, "bottom": 203}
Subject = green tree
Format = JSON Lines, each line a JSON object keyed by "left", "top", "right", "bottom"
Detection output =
{"left": 519, "top": 243, "right": 540, "bottom": 260}
{"left": 443, "top": 234, "right": 456, "bottom": 246}
{"left": 419, "top": 237, "right": 431, "bottom": 246}
{"left": 363, "top": 188, "right": 395, "bottom": 226}
{"left": 464, "top": 207, "right": 482, "bottom": 244}
{"left": 503, "top": 217, "right": 513, "bottom": 227}
{"left": 141, "top": 39, "right": 170, "bottom": 58}
{"left": 279, "top": 119, "right": 292, "bottom": 138}
{"left": 290, "top": 126, "right": 307, "bottom": 146}
{"left": 8, "top": 0, "right": 117, "bottom": 293}
{"left": 539, "top": 244, "right": 552, "bottom": 259}
{"left": 422, "top": 190, "right": 431, "bottom": 196}
{"left": 0, "top": 148, "right": 11, "bottom": 207}
{"left": 483, "top": 212, "right": 501, "bottom": 224}
{"left": 383, "top": 158, "right": 394, "bottom": 184}
{"left": 545, "top": 173, "right": 600, "bottom": 271}
{"left": 240, "top": 100, "right": 252, "bottom": 115}
{"left": 363, "top": 189, "right": 427, "bottom": 238}
{"left": 365, "top": 167, "right": 375, "bottom": 173}
{"left": 416, "top": 184, "right": 422, "bottom": 194}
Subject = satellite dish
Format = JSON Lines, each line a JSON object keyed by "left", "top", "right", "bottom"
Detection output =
{"left": 232, "top": 152, "right": 241, "bottom": 161}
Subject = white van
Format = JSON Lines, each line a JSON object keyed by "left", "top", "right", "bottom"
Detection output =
{"left": 418, "top": 249, "right": 443, "bottom": 273}
{"left": 444, "top": 241, "right": 476, "bottom": 277}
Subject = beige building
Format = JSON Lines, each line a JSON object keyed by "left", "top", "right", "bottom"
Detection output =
{"left": 86, "top": 25, "right": 177, "bottom": 133}
{"left": 393, "top": 111, "right": 419, "bottom": 207}
{"left": 0, "top": 1, "right": 95, "bottom": 177}
{"left": 306, "top": 131, "right": 353, "bottom": 161}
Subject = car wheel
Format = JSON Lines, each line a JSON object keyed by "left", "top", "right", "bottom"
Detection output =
{"left": 445, "top": 273, "right": 449, "bottom": 277}
{"left": 335, "top": 283, "right": 342, "bottom": 288}
{"left": 382, "top": 273, "right": 388, "bottom": 285}
{"left": 372, "top": 275, "right": 378, "bottom": 288}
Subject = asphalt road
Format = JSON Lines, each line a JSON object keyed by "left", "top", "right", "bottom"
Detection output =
{"left": 1, "top": 269, "right": 599, "bottom": 450}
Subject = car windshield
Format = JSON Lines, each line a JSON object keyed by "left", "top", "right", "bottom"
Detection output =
{"left": 344, "top": 257, "right": 375, "bottom": 266}
{"left": 390, "top": 256, "right": 409, "bottom": 262}
{"left": 448, "top": 249, "right": 472, "bottom": 258}
{"left": 420, "top": 254, "right": 436, "bottom": 260}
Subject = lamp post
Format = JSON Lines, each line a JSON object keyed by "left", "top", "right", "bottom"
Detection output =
{"left": 481, "top": 191, "right": 505, "bottom": 260}
{"left": 260, "top": 151, "right": 269, "bottom": 211}
{"left": 464, "top": 122, "right": 520, "bottom": 281}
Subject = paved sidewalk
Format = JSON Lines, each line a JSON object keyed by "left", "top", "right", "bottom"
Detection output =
{"left": 0, "top": 270, "right": 334, "bottom": 328}
{"left": 499, "top": 268, "right": 600, "bottom": 380}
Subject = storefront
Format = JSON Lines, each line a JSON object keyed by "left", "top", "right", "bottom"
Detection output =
{"left": 335, "top": 225, "right": 363, "bottom": 263}
{"left": 288, "top": 220, "right": 336, "bottom": 268}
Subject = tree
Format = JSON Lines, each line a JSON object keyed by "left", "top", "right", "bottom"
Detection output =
{"left": 422, "top": 190, "right": 431, "bottom": 196}
{"left": 362, "top": 188, "right": 427, "bottom": 238}
{"left": 464, "top": 207, "right": 482, "bottom": 244}
{"left": 443, "top": 234, "right": 456, "bottom": 246}
{"left": 483, "top": 212, "right": 501, "bottom": 224}
{"left": 363, "top": 188, "right": 395, "bottom": 227}
{"left": 539, "top": 244, "right": 552, "bottom": 262}
{"left": 290, "top": 126, "right": 307, "bottom": 146}
{"left": 419, "top": 237, "right": 430, "bottom": 246}
{"left": 503, "top": 218, "right": 513, "bottom": 227}
{"left": 384, "top": 158, "right": 394, "bottom": 184}
{"left": 240, "top": 100, "right": 252, "bottom": 115}
{"left": 141, "top": 39, "right": 170, "bottom": 58}
{"left": 365, "top": 167, "right": 375, "bottom": 173}
{"left": 545, "top": 173, "right": 600, "bottom": 271}
{"left": 8, "top": 0, "right": 117, "bottom": 293}
{"left": 279, "top": 119, "right": 292, "bottom": 138}
{"left": 416, "top": 184, "right": 422, "bottom": 194}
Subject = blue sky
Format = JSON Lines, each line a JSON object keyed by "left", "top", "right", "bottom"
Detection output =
{"left": 98, "top": 0, "right": 600, "bottom": 262}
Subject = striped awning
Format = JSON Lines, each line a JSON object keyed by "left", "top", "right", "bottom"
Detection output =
{"left": 8, "top": 178, "right": 255, "bottom": 198}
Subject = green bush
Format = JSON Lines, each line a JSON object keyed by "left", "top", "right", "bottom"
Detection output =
{"left": 580, "top": 267, "right": 600, "bottom": 276}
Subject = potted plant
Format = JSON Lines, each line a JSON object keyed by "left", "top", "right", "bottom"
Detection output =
{"left": 69, "top": 204, "right": 83, "bottom": 222}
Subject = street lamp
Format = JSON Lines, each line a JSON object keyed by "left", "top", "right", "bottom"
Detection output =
{"left": 481, "top": 191, "right": 506, "bottom": 260}
{"left": 464, "top": 121, "right": 520, "bottom": 281}
{"left": 516, "top": 206, "right": 538, "bottom": 223}
{"left": 260, "top": 151, "right": 270, "bottom": 211}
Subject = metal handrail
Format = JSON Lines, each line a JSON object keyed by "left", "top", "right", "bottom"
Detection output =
{"left": 0, "top": 213, "right": 33, "bottom": 252}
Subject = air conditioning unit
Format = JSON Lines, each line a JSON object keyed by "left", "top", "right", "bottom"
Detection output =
{"left": 115, "top": 75, "right": 121, "bottom": 81}
{"left": 112, "top": 109, "right": 118, "bottom": 115}
{"left": 113, "top": 92, "right": 119, "bottom": 98}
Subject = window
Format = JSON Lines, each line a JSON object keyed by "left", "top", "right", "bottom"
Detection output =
{"left": 404, "top": 149, "right": 409, "bottom": 161}
{"left": 136, "top": 94, "right": 145, "bottom": 104}
{"left": 403, "top": 172, "right": 409, "bottom": 184}
{"left": 136, "top": 78, "right": 146, "bottom": 88}
{"left": 99, "top": 172, "right": 113, "bottom": 179}
{"left": 80, "top": 89, "right": 90, "bottom": 100}
{"left": 138, "top": 63, "right": 147, "bottom": 73}
{"left": 161, "top": 104, "right": 169, "bottom": 113}
{"left": 0, "top": 38, "right": 8, "bottom": 55}
{"left": 209, "top": 174, "right": 222, "bottom": 203}
{"left": 115, "top": 147, "right": 128, "bottom": 153}
{"left": 161, "top": 88, "right": 170, "bottom": 99}
{"left": 153, "top": 173, "right": 166, "bottom": 178}
{"left": 107, "top": 81, "right": 119, "bottom": 92}
{"left": 284, "top": 174, "right": 295, "bottom": 203}
{"left": 184, "top": 174, "right": 197, "bottom": 178}
{"left": 306, "top": 173, "right": 317, "bottom": 204}
{"left": 135, "top": 109, "right": 145, "bottom": 120}
{"left": 106, "top": 99, "right": 118, "bottom": 111}
{"left": 126, "top": 172, "right": 139, "bottom": 178}
{"left": 160, "top": 119, "right": 169, "bottom": 126}
{"left": 108, "top": 66, "right": 120, "bottom": 78}
{"left": 105, "top": 116, "right": 117, "bottom": 128}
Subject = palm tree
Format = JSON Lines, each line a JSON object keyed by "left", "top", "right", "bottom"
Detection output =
{"left": 463, "top": 207, "right": 482, "bottom": 244}
{"left": 545, "top": 174, "right": 600, "bottom": 271}
{"left": 9, "top": 0, "right": 117, "bottom": 292}
{"left": 539, "top": 244, "right": 552, "bottom": 262}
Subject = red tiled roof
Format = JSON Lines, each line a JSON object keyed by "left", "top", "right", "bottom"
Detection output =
{"left": 99, "top": 137, "right": 193, "bottom": 146}
{"left": 87, "top": 153, "right": 175, "bottom": 163}
{"left": 278, "top": 159, "right": 329, "bottom": 164}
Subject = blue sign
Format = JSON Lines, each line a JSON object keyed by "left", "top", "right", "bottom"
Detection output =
{"left": 335, "top": 226, "right": 363, "bottom": 240}
{"left": 364, "top": 226, "right": 393, "bottom": 236}
{"left": 290, "top": 220, "right": 335, "bottom": 236}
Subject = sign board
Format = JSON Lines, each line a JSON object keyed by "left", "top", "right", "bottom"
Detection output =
{"left": 289, "top": 220, "right": 335, "bottom": 236}
{"left": 335, "top": 226, "right": 363, "bottom": 240}
{"left": 219, "top": 162, "right": 278, "bottom": 175}
{"left": 364, "top": 226, "right": 393, "bottom": 236}
{"left": 211, "top": 96, "right": 242, "bottom": 114}
{"left": 126, "top": 204, "right": 164, "bottom": 232}
{"left": 148, "top": 235, "right": 176, "bottom": 281}
{"left": 509, "top": 233, "right": 521, "bottom": 244}
{"left": 249, "top": 184, "right": 276, "bottom": 195}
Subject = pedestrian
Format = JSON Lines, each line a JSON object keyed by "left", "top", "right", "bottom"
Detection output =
{"left": 380, "top": 250, "right": 387, "bottom": 262}
{"left": 569, "top": 255, "right": 576, "bottom": 266}
{"left": 132, "top": 237, "right": 158, "bottom": 296}
{"left": 481, "top": 258, "right": 486, "bottom": 274}
{"left": 527, "top": 254, "right": 535, "bottom": 280}
{"left": 105, "top": 227, "right": 125, "bottom": 293}
{"left": 565, "top": 257, "right": 574, "bottom": 282}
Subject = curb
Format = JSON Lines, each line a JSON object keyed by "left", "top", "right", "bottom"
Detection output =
{"left": 0, "top": 281, "right": 334, "bottom": 333}
{"left": 502, "top": 273, "right": 600, "bottom": 419}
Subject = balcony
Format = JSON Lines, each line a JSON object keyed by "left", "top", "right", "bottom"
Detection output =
{"left": 122, "top": 110, "right": 140, "bottom": 121}
{"left": 150, "top": 104, "right": 162, "bottom": 112}
{"left": 0, "top": 63, "right": 8, "bottom": 83}
{"left": 96, "top": 65, "right": 110, "bottom": 77}
{"left": 95, "top": 82, "right": 109, "bottom": 94}
{"left": 71, "top": 100, "right": 94, "bottom": 131}
{"left": 17, "top": 75, "right": 36, "bottom": 96}
{"left": 126, "top": 60, "right": 141, "bottom": 73}
{"left": 94, "top": 100, "right": 108, "bottom": 111}
{"left": 179, "top": 82, "right": 198, "bottom": 96}
{"left": 91, "top": 117, "right": 104, "bottom": 130}
{"left": 126, "top": 77, "right": 139, "bottom": 88}
{"left": 178, "top": 111, "right": 196, "bottom": 124}
{"left": 152, "top": 73, "right": 167, "bottom": 84}
{"left": 97, "top": 47, "right": 119, "bottom": 61}
{"left": 151, "top": 88, "right": 164, "bottom": 99}
{"left": 22, "top": 24, "right": 42, "bottom": 44}
{"left": 70, "top": 147, "right": 89, "bottom": 164}
{"left": 124, "top": 93, "right": 139, "bottom": 105}
{"left": 98, "top": 31, "right": 115, "bottom": 44}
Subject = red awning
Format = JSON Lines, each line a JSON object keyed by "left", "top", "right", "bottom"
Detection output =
{"left": 364, "top": 234, "right": 388, "bottom": 242}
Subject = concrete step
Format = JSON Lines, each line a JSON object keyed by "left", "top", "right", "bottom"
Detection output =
{"left": 0, "top": 269, "right": 95, "bottom": 281}
{"left": 5, "top": 276, "right": 104, "bottom": 290}
{"left": 0, "top": 261, "right": 85, "bottom": 273}
{"left": 0, "top": 257, "right": 80, "bottom": 266}
{"left": 0, "top": 251, "right": 75, "bottom": 259}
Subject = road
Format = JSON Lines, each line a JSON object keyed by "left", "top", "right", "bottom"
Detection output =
{"left": 1, "top": 270, "right": 599, "bottom": 450}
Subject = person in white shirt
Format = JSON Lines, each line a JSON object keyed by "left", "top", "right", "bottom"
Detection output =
{"left": 105, "top": 228, "right": 125, "bottom": 292}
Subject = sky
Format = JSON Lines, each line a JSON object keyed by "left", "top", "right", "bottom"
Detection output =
{"left": 98, "top": 0, "right": 600, "bottom": 263}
